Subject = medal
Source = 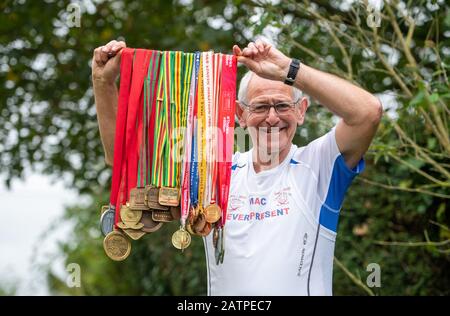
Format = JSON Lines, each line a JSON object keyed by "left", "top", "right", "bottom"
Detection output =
{"left": 215, "top": 227, "right": 222, "bottom": 265}
{"left": 171, "top": 227, "right": 192, "bottom": 250}
{"left": 140, "top": 211, "right": 163, "bottom": 233}
{"left": 103, "top": 230, "right": 131, "bottom": 261}
{"left": 100, "top": 205, "right": 115, "bottom": 236}
{"left": 152, "top": 209, "right": 174, "bottom": 222}
{"left": 122, "top": 228, "right": 146, "bottom": 241}
{"left": 129, "top": 187, "right": 149, "bottom": 210}
{"left": 170, "top": 206, "right": 181, "bottom": 220}
{"left": 198, "top": 222, "right": 212, "bottom": 237}
{"left": 212, "top": 225, "right": 219, "bottom": 248}
{"left": 204, "top": 204, "right": 221, "bottom": 223}
{"left": 144, "top": 185, "right": 170, "bottom": 210}
{"left": 158, "top": 186, "right": 180, "bottom": 206}
{"left": 120, "top": 203, "right": 143, "bottom": 225}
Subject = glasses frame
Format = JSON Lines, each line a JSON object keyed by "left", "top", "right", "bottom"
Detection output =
{"left": 240, "top": 99, "right": 301, "bottom": 116}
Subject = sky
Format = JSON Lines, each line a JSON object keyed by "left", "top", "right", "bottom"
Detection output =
{"left": 0, "top": 172, "right": 80, "bottom": 295}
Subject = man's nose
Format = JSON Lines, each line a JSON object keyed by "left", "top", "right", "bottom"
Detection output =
{"left": 265, "top": 107, "right": 280, "bottom": 125}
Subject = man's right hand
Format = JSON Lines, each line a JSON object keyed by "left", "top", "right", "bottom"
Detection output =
{"left": 92, "top": 40, "right": 127, "bottom": 84}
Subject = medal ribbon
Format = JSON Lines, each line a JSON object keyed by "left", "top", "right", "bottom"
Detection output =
{"left": 189, "top": 52, "right": 201, "bottom": 209}
{"left": 110, "top": 48, "right": 133, "bottom": 224}
{"left": 217, "top": 54, "right": 237, "bottom": 227}
{"left": 197, "top": 54, "right": 207, "bottom": 210}
{"left": 180, "top": 53, "right": 195, "bottom": 226}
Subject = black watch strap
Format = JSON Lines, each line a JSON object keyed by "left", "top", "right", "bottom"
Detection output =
{"left": 284, "top": 58, "right": 301, "bottom": 86}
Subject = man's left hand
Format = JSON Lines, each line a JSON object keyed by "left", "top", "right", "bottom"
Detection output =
{"left": 233, "top": 40, "right": 291, "bottom": 82}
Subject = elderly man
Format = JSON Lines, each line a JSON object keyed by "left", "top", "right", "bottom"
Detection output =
{"left": 93, "top": 40, "right": 382, "bottom": 296}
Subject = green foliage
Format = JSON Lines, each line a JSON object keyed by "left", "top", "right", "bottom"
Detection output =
{"left": 2, "top": 0, "right": 449, "bottom": 295}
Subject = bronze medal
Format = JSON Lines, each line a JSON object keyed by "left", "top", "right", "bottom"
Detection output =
{"left": 198, "top": 222, "right": 212, "bottom": 237}
{"left": 193, "top": 212, "right": 206, "bottom": 233}
{"left": 204, "top": 204, "right": 222, "bottom": 223}
{"left": 122, "top": 228, "right": 146, "bottom": 241}
{"left": 152, "top": 209, "right": 174, "bottom": 222}
{"left": 158, "top": 186, "right": 180, "bottom": 206}
{"left": 103, "top": 230, "right": 131, "bottom": 261}
{"left": 140, "top": 211, "right": 163, "bottom": 233}
{"left": 186, "top": 223, "right": 195, "bottom": 235}
{"left": 145, "top": 186, "right": 170, "bottom": 210}
{"left": 129, "top": 187, "right": 149, "bottom": 210}
{"left": 170, "top": 206, "right": 181, "bottom": 221}
{"left": 171, "top": 228, "right": 191, "bottom": 250}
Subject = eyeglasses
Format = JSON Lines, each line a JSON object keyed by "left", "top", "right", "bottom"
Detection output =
{"left": 240, "top": 99, "right": 300, "bottom": 116}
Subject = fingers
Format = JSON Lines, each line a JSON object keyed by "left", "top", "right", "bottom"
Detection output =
{"left": 93, "top": 40, "right": 127, "bottom": 66}
{"left": 233, "top": 45, "right": 242, "bottom": 56}
{"left": 236, "top": 55, "right": 259, "bottom": 73}
{"left": 239, "top": 40, "right": 270, "bottom": 58}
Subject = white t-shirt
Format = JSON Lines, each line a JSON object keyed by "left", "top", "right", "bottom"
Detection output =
{"left": 203, "top": 128, "right": 365, "bottom": 296}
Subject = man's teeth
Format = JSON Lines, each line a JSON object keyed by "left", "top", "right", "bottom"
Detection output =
{"left": 264, "top": 127, "right": 285, "bottom": 133}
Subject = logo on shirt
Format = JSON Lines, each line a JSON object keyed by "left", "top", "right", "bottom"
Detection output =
{"left": 229, "top": 195, "right": 246, "bottom": 212}
{"left": 274, "top": 187, "right": 292, "bottom": 206}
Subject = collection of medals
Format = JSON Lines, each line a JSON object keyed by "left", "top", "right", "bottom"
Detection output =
{"left": 100, "top": 48, "right": 237, "bottom": 264}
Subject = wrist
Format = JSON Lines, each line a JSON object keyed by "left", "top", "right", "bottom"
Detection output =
{"left": 283, "top": 58, "right": 301, "bottom": 86}
{"left": 279, "top": 56, "right": 291, "bottom": 82}
{"left": 92, "top": 76, "right": 117, "bottom": 88}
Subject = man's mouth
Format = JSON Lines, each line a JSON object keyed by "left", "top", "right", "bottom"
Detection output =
{"left": 260, "top": 127, "right": 287, "bottom": 134}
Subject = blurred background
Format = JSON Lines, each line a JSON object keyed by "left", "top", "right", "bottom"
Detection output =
{"left": 0, "top": 0, "right": 449, "bottom": 295}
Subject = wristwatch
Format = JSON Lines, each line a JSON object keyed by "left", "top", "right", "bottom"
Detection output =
{"left": 284, "top": 58, "right": 301, "bottom": 86}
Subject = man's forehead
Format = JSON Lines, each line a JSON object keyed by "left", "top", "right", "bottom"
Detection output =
{"left": 247, "top": 75, "right": 293, "bottom": 101}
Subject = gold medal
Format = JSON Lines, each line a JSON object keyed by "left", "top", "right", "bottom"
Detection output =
{"left": 120, "top": 204, "right": 142, "bottom": 225}
{"left": 204, "top": 204, "right": 221, "bottom": 223}
{"left": 129, "top": 187, "right": 149, "bottom": 210}
{"left": 103, "top": 230, "right": 131, "bottom": 261}
{"left": 117, "top": 221, "right": 144, "bottom": 230}
{"left": 171, "top": 228, "right": 191, "bottom": 250}
{"left": 152, "top": 209, "right": 174, "bottom": 222}
{"left": 158, "top": 186, "right": 180, "bottom": 206}
{"left": 145, "top": 185, "right": 170, "bottom": 210}
{"left": 140, "top": 211, "right": 163, "bottom": 233}
{"left": 122, "top": 228, "right": 146, "bottom": 241}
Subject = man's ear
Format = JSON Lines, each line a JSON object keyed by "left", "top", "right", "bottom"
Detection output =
{"left": 296, "top": 97, "right": 308, "bottom": 126}
{"left": 235, "top": 100, "right": 247, "bottom": 129}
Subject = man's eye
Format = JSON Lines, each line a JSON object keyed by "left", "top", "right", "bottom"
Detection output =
{"left": 252, "top": 105, "right": 269, "bottom": 112}
{"left": 276, "top": 103, "right": 292, "bottom": 111}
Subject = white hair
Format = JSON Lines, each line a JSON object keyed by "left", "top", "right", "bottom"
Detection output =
{"left": 237, "top": 71, "right": 303, "bottom": 105}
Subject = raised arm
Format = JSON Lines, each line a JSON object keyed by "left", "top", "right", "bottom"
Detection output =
{"left": 233, "top": 40, "right": 382, "bottom": 169}
{"left": 92, "top": 40, "right": 126, "bottom": 166}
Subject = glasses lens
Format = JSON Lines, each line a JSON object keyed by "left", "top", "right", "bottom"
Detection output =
{"left": 275, "top": 102, "right": 293, "bottom": 113}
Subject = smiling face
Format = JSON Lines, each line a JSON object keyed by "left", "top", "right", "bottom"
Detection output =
{"left": 237, "top": 74, "right": 308, "bottom": 159}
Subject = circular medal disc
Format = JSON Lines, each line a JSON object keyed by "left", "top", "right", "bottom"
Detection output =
{"left": 172, "top": 229, "right": 192, "bottom": 250}
{"left": 100, "top": 208, "right": 115, "bottom": 236}
{"left": 120, "top": 205, "right": 142, "bottom": 224}
{"left": 141, "top": 211, "right": 163, "bottom": 233}
{"left": 198, "top": 222, "right": 212, "bottom": 237}
{"left": 204, "top": 204, "right": 222, "bottom": 223}
{"left": 103, "top": 230, "right": 131, "bottom": 261}
{"left": 193, "top": 213, "right": 207, "bottom": 233}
